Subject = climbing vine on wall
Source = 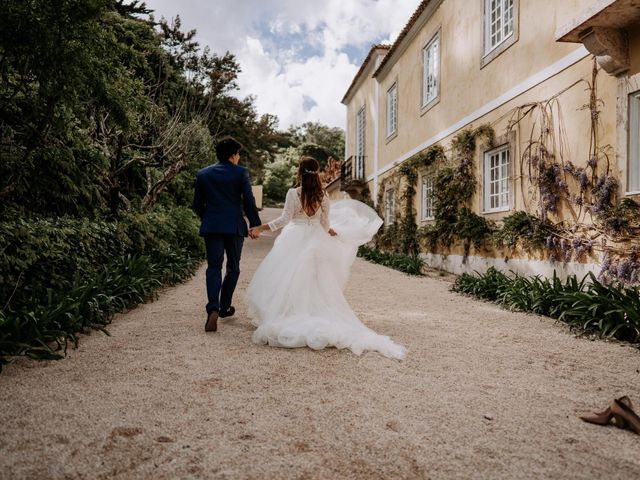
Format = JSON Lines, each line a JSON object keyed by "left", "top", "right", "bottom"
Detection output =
{"left": 506, "top": 59, "right": 640, "bottom": 282}
{"left": 396, "top": 145, "right": 447, "bottom": 255}
{"left": 375, "top": 175, "right": 402, "bottom": 253}
{"left": 418, "top": 125, "right": 495, "bottom": 261}
{"left": 375, "top": 126, "right": 494, "bottom": 260}
{"left": 370, "top": 59, "right": 640, "bottom": 284}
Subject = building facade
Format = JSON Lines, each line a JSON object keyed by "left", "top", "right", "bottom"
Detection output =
{"left": 341, "top": 0, "right": 640, "bottom": 280}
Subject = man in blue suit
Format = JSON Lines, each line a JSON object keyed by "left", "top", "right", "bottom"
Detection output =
{"left": 193, "top": 137, "right": 262, "bottom": 332}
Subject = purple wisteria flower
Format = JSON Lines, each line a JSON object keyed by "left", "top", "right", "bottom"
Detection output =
{"left": 563, "top": 162, "right": 576, "bottom": 175}
{"left": 545, "top": 235, "right": 556, "bottom": 250}
{"left": 592, "top": 174, "right": 617, "bottom": 214}
{"left": 531, "top": 154, "right": 540, "bottom": 167}
{"left": 578, "top": 169, "right": 589, "bottom": 191}
{"left": 598, "top": 252, "right": 612, "bottom": 281}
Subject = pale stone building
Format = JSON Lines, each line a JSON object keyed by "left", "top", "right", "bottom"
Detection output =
{"left": 341, "top": 0, "right": 640, "bottom": 280}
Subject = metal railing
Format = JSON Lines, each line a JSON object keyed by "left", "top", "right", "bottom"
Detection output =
{"left": 340, "top": 155, "right": 366, "bottom": 190}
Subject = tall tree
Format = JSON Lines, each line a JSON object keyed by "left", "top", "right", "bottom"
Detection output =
{"left": 0, "top": 1, "right": 288, "bottom": 219}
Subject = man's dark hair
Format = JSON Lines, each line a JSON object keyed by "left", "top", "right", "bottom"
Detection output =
{"left": 216, "top": 137, "right": 242, "bottom": 162}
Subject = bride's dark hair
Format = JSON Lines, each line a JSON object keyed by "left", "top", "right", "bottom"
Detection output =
{"left": 296, "top": 156, "right": 325, "bottom": 215}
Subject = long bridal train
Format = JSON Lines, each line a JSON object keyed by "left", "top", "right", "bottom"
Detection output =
{"left": 246, "top": 193, "right": 406, "bottom": 360}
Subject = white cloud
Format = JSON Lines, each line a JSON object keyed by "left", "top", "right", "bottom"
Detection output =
{"left": 144, "top": 0, "right": 419, "bottom": 129}
{"left": 235, "top": 38, "right": 358, "bottom": 128}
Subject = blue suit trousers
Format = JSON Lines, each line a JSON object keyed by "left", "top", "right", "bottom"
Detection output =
{"left": 204, "top": 234, "right": 244, "bottom": 315}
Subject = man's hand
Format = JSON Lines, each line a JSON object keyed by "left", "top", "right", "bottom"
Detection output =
{"left": 328, "top": 228, "right": 337, "bottom": 236}
{"left": 249, "top": 227, "right": 261, "bottom": 239}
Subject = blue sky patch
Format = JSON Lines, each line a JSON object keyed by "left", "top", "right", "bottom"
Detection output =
{"left": 302, "top": 95, "right": 317, "bottom": 111}
{"left": 256, "top": 17, "right": 324, "bottom": 60}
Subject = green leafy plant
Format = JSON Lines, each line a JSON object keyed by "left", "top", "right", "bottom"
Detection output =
{"left": 0, "top": 207, "right": 204, "bottom": 369}
{"left": 393, "top": 145, "right": 447, "bottom": 255}
{"left": 598, "top": 198, "right": 640, "bottom": 237}
{"left": 492, "top": 210, "right": 557, "bottom": 250}
{"left": 452, "top": 268, "right": 640, "bottom": 344}
{"left": 414, "top": 126, "right": 495, "bottom": 260}
{"left": 357, "top": 246, "right": 424, "bottom": 276}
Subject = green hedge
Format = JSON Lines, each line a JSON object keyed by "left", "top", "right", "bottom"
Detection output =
{"left": 357, "top": 246, "right": 425, "bottom": 276}
{"left": 452, "top": 268, "right": 640, "bottom": 344}
{"left": 0, "top": 207, "right": 204, "bottom": 367}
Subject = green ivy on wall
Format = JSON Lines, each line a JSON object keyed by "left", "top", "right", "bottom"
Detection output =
{"left": 397, "top": 145, "right": 447, "bottom": 255}
{"left": 417, "top": 126, "right": 495, "bottom": 261}
{"left": 367, "top": 60, "right": 640, "bottom": 284}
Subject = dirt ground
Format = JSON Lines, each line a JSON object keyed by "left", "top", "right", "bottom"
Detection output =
{"left": 1, "top": 208, "right": 639, "bottom": 479}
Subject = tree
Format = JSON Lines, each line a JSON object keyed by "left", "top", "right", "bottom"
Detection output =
{"left": 0, "top": 1, "right": 288, "bottom": 219}
{"left": 286, "top": 121, "right": 345, "bottom": 167}
{"left": 259, "top": 120, "right": 347, "bottom": 203}
{"left": 263, "top": 160, "right": 296, "bottom": 203}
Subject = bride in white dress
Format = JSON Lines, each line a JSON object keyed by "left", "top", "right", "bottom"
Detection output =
{"left": 245, "top": 157, "right": 406, "bottom": 360}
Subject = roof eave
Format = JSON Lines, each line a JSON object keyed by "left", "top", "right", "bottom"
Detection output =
{"left": 341, "top": 45, "right": 390, "bottom": 105}
{"left": 373, "top": 0, "right": 443, "bottom": 81}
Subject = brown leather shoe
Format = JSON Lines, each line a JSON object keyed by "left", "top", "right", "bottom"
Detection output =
{"left": 205, "top": 311, "right": 218, "bottom": 332}
{"left": 580, "top": 406, "right": 613, "bottom": 425}
{"left": 611, "top": 396, "right": 640, "bottom": 434}
{"left": 580, "top": 396, "right": 635, "bottom": 431}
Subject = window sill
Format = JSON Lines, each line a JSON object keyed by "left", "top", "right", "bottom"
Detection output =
{"left": 482, "top": 206, "right": 511, "bottom": 215}
{"left": 420, "top": 96, "right": 440, "bottom": 117}
{"left": 420, "top": 217, "right": 435, "bottom": 223}
{"left": 385, "top": 130, "right": 398, "bottom": 144}
{"left": 625, "top": 190, "right": 640, "bottom": 196}
{"left": 480, "top": 33, "right": 518, "bottom": 69}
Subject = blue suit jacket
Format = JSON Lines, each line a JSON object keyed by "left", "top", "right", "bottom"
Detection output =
{"left": 192, "top": 161, "right": 261, "bottom": 236}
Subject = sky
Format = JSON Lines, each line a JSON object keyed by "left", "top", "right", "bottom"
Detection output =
{"left": 144, "top": 0, "right": 419, "bottom": 130}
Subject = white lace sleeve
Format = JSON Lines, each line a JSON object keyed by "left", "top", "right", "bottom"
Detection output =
{"left": 268, "top": 189, "right": 295, "bottom": 231}
{"left": 320, "top": 194, "right": 330, "bottom": 232}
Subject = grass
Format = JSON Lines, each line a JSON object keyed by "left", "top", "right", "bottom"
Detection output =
{"left": 357, "top": 246, "right": 425, "bottom": 276}
{"left": 452, "top": 268, "right": 640, "bottom": 344}
{"left": 0, "top": 251, "right": 200, "bottom": 369}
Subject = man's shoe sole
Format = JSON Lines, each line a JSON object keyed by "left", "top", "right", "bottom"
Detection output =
{"left": 205, "top": 312, "right": 218, "bottom": 332}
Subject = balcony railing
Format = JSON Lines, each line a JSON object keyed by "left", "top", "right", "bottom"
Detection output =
{"left": 340, "top": 155, "right": 366, "bottom": 192}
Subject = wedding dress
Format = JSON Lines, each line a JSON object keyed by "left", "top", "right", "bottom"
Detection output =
{"left": 246, "top": 188, "right": 406, "bottom": 360}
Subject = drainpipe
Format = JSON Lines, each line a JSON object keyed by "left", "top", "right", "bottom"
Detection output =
{"left": 373, "top": 57, "right": 381, "bottom": 206}
{"left": 343, "top": 104, "right": 349, "bottom": 199}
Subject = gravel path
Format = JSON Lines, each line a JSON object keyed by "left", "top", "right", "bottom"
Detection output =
{"left": 1, "top": 208, "right": 639, "bottom": 480}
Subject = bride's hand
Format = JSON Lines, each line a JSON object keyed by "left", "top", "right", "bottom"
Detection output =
{"left": 249, "top": 224, "right": 267, "bottom": 239}
{"left": 328, "top": 228, "right": 337, "bottom": 236}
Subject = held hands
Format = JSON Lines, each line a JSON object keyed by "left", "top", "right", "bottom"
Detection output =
{"left": 249, "top": 224, "right": 267, "bottom": 239}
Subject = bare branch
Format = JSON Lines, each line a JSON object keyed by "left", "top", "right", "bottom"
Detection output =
{"left": 141, "top": 158, "right": 187, "bottom": 211}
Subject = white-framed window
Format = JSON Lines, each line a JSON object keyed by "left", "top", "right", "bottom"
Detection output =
{"left": 421, "top": 175, "right": 435, "bottom": 220}
{"left": 355, "top": 106, "right": 365, "bottom": 179}
{"left": 483, "top": 145, "right": 510, "bottom": 212}
{"left": 629, "top": 91, "right": 640, "bottom": 193}
{"left": 384, "top": 188, "right": 395, "bottom": 225}
{"left": 484, "top": 0, "right": 514, "bottom": 54}
{"left": 386, "top": 83, "right": 398, "bottom": 138}
{"left": 422, "top": 32, "right": 439, "bottom": 107}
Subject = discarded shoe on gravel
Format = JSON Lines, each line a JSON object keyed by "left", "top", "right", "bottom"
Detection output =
{"left": 580, "top": 396, "right": 640, "bottom": 435}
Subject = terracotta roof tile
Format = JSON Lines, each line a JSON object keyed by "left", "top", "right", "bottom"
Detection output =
{"left": 340, "top": 44, "right": 391, "bottom": 104}
{"left": 373, "top": 0, "right": 432, "bottom": 78}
